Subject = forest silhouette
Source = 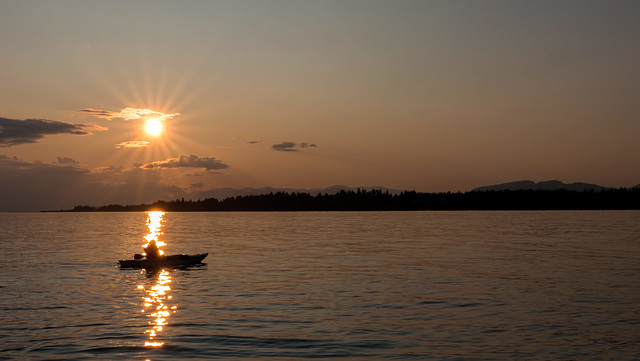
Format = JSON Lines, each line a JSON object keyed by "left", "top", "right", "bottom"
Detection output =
{"left": 67, "top": 188, "right": 640, "bottom": 212}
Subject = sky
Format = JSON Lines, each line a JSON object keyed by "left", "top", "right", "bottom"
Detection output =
{"left": 1, "top": 0, "right": 639, "bottom": 211}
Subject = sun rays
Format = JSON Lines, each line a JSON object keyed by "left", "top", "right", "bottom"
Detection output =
{"left": 73, "top": 36, "right": 207, "bottom": 165}
{"left": 77, "top": 101, "right": 218, "bottom": 200}
{"left": 72, "top": 48, "right": 224, "bottom": 195}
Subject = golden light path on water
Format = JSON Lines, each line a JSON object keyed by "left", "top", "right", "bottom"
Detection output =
{"left": 143, "top": 210, "right": 166, "bottom": 255}
{"left": 137, "top": 211, "right": 176, "bottom": 348}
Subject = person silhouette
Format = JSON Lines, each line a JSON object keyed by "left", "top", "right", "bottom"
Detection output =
{"left": 144, "top": 239, "right": 161, "bottom": 259}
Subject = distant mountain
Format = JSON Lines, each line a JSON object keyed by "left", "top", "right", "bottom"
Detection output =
{"left": 473, "top": 180, "right": 608, "bottom": 192}
{"left": 187, "top": 185, "right": 404, "bottom": 201}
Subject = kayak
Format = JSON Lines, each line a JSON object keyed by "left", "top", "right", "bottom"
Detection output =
{"left": 119, "top": 253, "right": 208, "bottom": 269}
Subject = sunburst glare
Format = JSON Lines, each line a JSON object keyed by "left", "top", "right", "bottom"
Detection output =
{"left": 145, "top": 118, "right": 162, "bottom": 136}
{"left": 81, "top": 49, "right": 205, "bottom": 176}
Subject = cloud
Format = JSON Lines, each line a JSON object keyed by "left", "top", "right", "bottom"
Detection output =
{"left": 272, "top": 141, "right": 317, "bottom": 152}
{"left": 56, "top": 157, "right": 80, "bottom": 165}
{"left": 0, "top": 156, "right": 189, "bottom": 211}
{"left": 0, "top": 156, "right": 91, "bottom": 211}
{"left": 77, "top": 108, "right": 114, "bottom": 119}
{"left": 78, "top": 107, "right": 180, "bottom": 121}
{"left": 141, "top": 154, "right": 229, "bottom": 172}
{"left": 0, "top": 117, "right": 105, "bottom": 147}
{"left": 93, "top": 165, "right": 123, "bottom": 174}
{"left": 0, "top": 154, "right": 234, "bottom": 211}
{"left": 247, "top": 140, "right": 262, "bottom": 144}
{"left": 272, "top": 142, "right": 298, "bottom": 152}
{"left": 115, "top": 140, "right": 151, "bottom": 149}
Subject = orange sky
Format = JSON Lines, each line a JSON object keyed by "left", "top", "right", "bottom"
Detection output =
{"left": 1, "top": 1, "right": 639, "bottom": 210}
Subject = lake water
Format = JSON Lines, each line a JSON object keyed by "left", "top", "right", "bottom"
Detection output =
{"left": 0, "top": 211, "right": 639, "bottom": 360}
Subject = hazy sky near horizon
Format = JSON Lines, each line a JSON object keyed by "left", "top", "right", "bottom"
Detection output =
{"left": 1, "top": 0, "right": 639, "bottom": 210}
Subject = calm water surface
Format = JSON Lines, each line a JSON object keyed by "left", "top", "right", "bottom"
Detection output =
{"left": 0, "top": 211, "right": 639, "bottom": 360}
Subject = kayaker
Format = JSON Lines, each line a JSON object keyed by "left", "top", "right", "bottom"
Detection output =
{"left": 144, "top": 239, "right": 161, "bottom": 259}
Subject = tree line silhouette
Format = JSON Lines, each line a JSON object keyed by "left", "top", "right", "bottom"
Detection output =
{"left": 67, "top": 187, "right": 640, "bottom": 212}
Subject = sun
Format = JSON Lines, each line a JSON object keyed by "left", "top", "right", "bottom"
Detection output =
{"left": 145, "top": 119, "right": 162, "bottom": 135}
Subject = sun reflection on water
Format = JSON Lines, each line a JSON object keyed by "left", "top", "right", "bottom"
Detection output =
{"left": 137, "top": 211, "right": 176, "bottom": 347}
{"left": 143, "top": 210, "right": 166, "bottom": 255}
{"left": 140, "top": 269, "right": 174, "bottom": 347}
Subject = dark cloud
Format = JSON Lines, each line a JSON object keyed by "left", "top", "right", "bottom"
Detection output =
{"left": 0, "top": 156, "right": 188, "bottom": 211}
{"left": 56, "top": 157, "right": 79, "bottom": 165}
{"left": 272, "top": 141, "right": 317, "bottom": 152}
{"left": 272, "top": 142, "right": 299, "bottom": 152}
{"left": 0, "top": 153, "right": 231, "bottom": 211}
{"left": 0, "top": 117, "right": 105, "bottom": 147}
{"left": 190, "top": 182, "right": 204, "bottom": 189}
{"left": 141, "top": 154, "right": 229, "bottom": 172}
{"left": 0, "top": 156, "right": 91, "bottom": 211}
{"left": 247, "top": 140, "right": 262, "bottom": 144}
{"left": 0, "top": 154, "right": 235, "bottom": 212}
{"left": 77, "top": 108, "right": 115, "bottom": 119}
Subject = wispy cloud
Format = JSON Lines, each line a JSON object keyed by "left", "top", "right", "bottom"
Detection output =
{"left": 76, "top": 108, "right": 114, "bottom": 119}
{"left": 0, "top": 117, "right": 106, "bottom": 147}
{"left": 141, "top": 154, "right": 229, "bottom": 172}
{"left": 115, "top": 140, "right": 151, "bottom": 149}
{"left": 78, "top": 107, "right": 180, "bottom": 121}
{"left": 272, "top": 141, "right": 317, "bottom": 152}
